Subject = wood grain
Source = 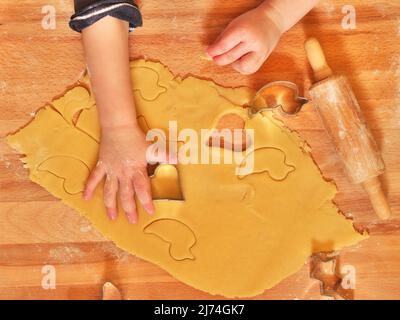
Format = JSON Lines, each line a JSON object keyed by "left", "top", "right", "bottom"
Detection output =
{"left": 0, "top": 0, "right": 399, "bottom": 299}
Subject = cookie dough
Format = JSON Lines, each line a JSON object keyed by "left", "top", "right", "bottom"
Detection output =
{"left": 7, "top": 60, "right": 366, "bottom": 297}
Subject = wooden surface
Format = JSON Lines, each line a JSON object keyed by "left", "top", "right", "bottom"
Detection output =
{"left": 0, "top": 0, "right": 399, "bottom": 300}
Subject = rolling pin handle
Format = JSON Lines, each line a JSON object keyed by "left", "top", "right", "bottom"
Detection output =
{"left": 305, "top": 38, "right": 334, "bottom": 82}
{"left": 362, "top": 177, "right": 391, "bottom": 220}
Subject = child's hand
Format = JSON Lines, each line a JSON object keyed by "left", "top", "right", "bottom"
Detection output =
{"left": 206, "top": 5, "right": 284, "bottom": 75}
{"left": 83, "top": 124, "right": 154, "bottom": 224}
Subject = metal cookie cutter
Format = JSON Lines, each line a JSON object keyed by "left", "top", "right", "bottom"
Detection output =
{"left": 249, "top": 81, "right": 308, "bottom": 117}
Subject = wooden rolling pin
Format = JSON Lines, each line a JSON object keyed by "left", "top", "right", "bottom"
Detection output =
{"left": 305, "top": 38, "right": 391, "bottom": 220}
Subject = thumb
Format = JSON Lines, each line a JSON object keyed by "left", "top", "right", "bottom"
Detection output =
{"left": 207, "top": 27, "right": 242, "bottom": 58}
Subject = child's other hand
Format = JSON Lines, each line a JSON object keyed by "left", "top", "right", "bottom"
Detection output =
{"left": 83, "top": 124, "right": 154, "bottom": 224}
{"left": 206, "top": 6, "right": 284, "bottom": 75}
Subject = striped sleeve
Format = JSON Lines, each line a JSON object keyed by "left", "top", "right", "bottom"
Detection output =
{"left": 69, "top": 0, "right": 143, "bottom": 33}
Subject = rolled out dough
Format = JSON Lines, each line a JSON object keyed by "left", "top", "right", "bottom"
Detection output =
{"left": 7, "top": 60, "right": 366, "bottom": 297}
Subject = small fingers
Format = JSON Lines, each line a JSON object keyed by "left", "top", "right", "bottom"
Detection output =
{"left": 119, "top": 178, "right": 137, "bottom": 224}
{"left": 132, "top": 169, "right": 155, "bottom": 215}
{"left": 103, "top": 175, "right": 118, "bottom": 221}
{"left": 213, "top": 42, "right": 249, "bottom": 66}
{"left": 84, "top": 162, "right": 106, "bottom": 200}
{"left": 231, "top": 52, "right": 264, "bottom": 75}
{"left": 207, "top": 28, "right": 242, "bottom": 58}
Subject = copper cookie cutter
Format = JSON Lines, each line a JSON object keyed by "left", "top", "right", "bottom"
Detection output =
{"left": 248, "top": 81, "right": 308, "bottom": 117}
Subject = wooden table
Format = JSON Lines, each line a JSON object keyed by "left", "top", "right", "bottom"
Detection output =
{"left": 0, "top": 0, "right": 399, "bottom": 300}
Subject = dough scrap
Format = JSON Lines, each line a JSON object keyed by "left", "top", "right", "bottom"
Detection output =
{"left": 7, "top": 59, "right": 367, "bottom": 297}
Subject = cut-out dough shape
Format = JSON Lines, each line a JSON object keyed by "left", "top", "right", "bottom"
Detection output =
{"left": 150, "top": 164, "right": 184, "bottom": 201}
{"left": 144, "top": 218, "right": 196, "bottom": 261}
{"left": 38, "top": 156, "right": 90, "bottom": 195}
{"left": 237, "top": 147, "right": 296, "bottom": 181}
{"left": 75, "top": 106, "right": 100, "bottom": 142}
{"left": 131, "top": 66, "right": 168, "bottom": 101}
{"left": 207, "top": 113, "right": 252, "bottom": 151}
{"left": 7, "top": 59, "right": 367, "bottom": 298}
{"left": 52, "top": 86, "right": 95, "bottom": 124}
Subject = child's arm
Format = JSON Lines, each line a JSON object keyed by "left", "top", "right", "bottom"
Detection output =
{"left": 207, "top": 0, "right": 319, "bottom": 74}
{"left": 81, "top": 16, "right": 154, "bottom": 224}
{"left": 70, "top": 1, "right": 153, "bottom": 224}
